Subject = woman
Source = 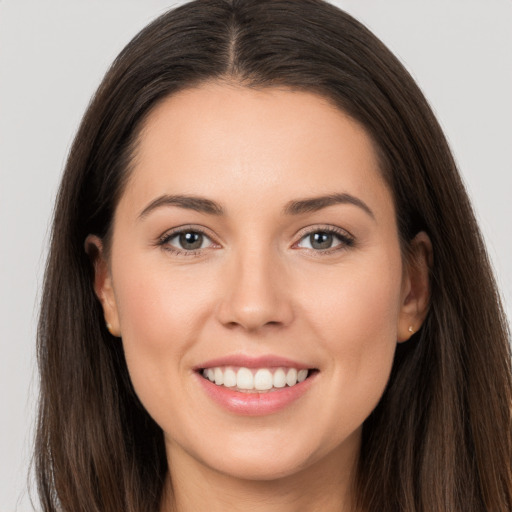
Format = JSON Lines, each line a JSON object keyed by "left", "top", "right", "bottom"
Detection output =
{"left": 35, "top": 0, "right": 512, "bottom": 511}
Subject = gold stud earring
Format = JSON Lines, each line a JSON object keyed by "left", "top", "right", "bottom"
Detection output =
{"left": 408, "top": 326, "right": 415, "bottom": 334}
{"left": 106, "top": 322, "right": 113, "bottom": 334}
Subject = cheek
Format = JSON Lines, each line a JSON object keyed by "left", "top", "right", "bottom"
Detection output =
{"left": 110, "top": 254, "right": 216, "bottom": 415}
{"left": 298, "top": 253, "right": 403, "bottom": 414}
{"left": 113, "top": 252, "right": 214, "bottom": 345}
{"left": 300, "top": 251, "right": 402, "bottom": 341}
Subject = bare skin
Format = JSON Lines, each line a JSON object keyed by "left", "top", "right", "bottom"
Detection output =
{"left": 87, "top": 82, "right": 431, "bottom": 512}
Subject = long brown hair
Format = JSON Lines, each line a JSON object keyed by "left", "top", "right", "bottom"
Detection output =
{"left": 35, "top": 1, "right": 512, "bottom": 510}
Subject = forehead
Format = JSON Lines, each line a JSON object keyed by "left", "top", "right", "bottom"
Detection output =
{"left": 121, "top": 82, "right": 392, "bottom": 219}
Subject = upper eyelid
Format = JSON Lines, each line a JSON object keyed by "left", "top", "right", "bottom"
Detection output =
{"left": 159, "top": 225, "right": 218, "bottom": 243}
{"left": 295, "top": 224, "right": 354, "bottom": 240}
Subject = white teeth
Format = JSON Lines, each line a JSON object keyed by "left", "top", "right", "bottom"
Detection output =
{"left": 201, "top": 366, "right": 311, "bottom": 391}
{"left": 237, "top": 367, "right": 254, "bottom": 390}
{"left": 223, "top": 368, "right": 237, "bottom": 387}
{"left": 297, "top": 369, "right": 308, "bottom": 383}
{"left": 254, "top": 369, "right": 273, "bottom": 390}
{"left": 285, "top": 368, "right": 297, "bottom": 387}
{"left": 214, "top": 367, "right": 224, "bottom": 385}
{"left": 273, "top": 368, "right": 286, "bottom": 388}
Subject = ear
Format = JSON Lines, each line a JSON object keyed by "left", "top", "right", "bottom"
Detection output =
{"left": 397, "top": 231, "right": 433, "bottom": 342}
{"left": 84, "top": 235, "right": 121, "bottom": 337}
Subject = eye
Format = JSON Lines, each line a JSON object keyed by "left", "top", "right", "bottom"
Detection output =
{"left": 296, "top": 228, "right": 354, "bottom": 252}
{"left": 172, "top": 231, "right": 208, "bottom": 250}
{"left": 158, "top": 227, "right": 217, "bottom": 255}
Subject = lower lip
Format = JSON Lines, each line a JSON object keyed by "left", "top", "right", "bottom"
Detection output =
{"left": 195, "top": 371, "right": 317, "bottom": 416}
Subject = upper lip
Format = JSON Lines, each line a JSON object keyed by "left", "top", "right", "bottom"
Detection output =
{"left": 194, "top": 354, "right": 315, "bottom": 371}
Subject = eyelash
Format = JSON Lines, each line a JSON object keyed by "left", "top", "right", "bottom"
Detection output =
{"left": 156, "top": 225, "right": 216, "bottom": 257}
{"left": 156, "top": 225, "right": 355, "bottom": 257}
{"left": 294, "top": 225, "right": 355, "bottom": 255}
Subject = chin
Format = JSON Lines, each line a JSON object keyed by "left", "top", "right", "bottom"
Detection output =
{"left": 187, "top": 428, "right": 345, "bottom": 483}
{"left": 206, "top": 449, "right": 314, "bottom": 482}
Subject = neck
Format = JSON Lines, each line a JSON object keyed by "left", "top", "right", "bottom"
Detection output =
{"left": 160, "top": 432, "right": 360, "bottom": 512}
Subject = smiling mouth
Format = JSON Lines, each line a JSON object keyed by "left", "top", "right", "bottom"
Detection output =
{"left": 198, "top": 366, "right": 318, "bottom": 393}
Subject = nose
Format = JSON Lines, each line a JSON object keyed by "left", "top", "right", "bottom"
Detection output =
{"left": 215, "top": 246, "right": 294, "bottom": 332}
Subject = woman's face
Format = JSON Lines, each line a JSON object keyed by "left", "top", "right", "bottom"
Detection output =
{"left": 93, "top": 82, "right": 427, "bottom": 482}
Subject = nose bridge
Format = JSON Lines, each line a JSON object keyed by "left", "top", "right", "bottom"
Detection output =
{"left": 216, "top": 238, "right": 293, "bottom": 331}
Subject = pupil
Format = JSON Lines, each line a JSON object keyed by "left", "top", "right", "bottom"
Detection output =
{"left": 179, "top": 232, "right": 203, "bottom": 250}
{"left": 311, "top": 232, "right": 332, "bottom": 250}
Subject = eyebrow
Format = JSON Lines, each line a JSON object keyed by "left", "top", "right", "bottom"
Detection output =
{"left": 138, "top": 192, "right": 374, "bottom": 220}
{"left": 283, "top": 193, "right": 375, "bottom": 219}
{"left": 138, "top": 194, "right": 224, "bottom": 219}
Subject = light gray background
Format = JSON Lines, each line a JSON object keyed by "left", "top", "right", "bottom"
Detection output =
{"left": 1, "top": 1, "right": 511, "bottom": 510}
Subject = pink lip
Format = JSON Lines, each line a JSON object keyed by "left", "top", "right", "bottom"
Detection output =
{"left": 193, "top": 354, "right": 318, "bottom": 416}
{"left": 196, "top": 374, "right": 316, "bottom": 416}
{"left": 194, "top": 354, "right": 312, "bottom": 371}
